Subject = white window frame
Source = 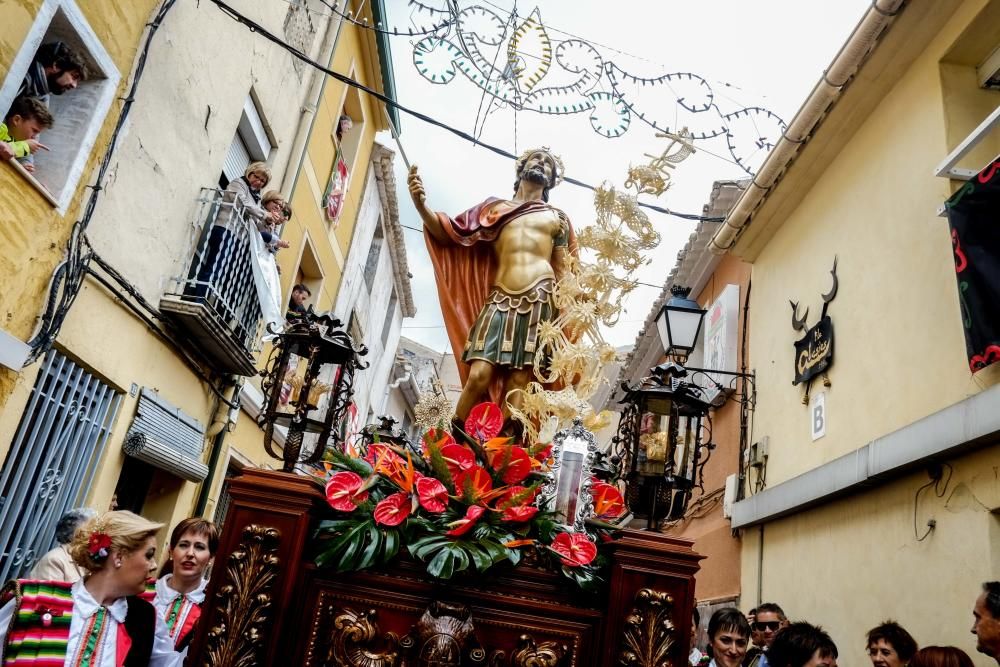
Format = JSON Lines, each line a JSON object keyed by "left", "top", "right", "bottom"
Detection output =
{"left": 0, "top": 0, "right": 121, "bottom": 213}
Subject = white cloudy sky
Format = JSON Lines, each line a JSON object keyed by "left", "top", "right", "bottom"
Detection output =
{"left": 378, "top": 0, "right": 870, "bottom": 356}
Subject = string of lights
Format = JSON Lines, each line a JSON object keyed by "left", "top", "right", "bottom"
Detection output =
{"left": 212, "top": 0, "right": 725, "bottom": 222}
{"left": 312, "top": 0, "right": 786, "bottom": 174}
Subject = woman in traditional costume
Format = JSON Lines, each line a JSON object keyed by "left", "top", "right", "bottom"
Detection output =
{"left": 151, "top": 517, "right": 217, "bottom": 658}
{"left": 0, "top": 510, "right": 179, "bottom": 666}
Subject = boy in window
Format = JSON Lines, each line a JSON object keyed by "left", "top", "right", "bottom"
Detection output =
{"left": 17, "top": 41, "right": 88, "bottom": 104}
{"left": 0, "top": 97, "right": 53, "bottom": 171}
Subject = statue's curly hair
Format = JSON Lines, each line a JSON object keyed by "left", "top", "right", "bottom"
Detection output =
{"left": 513, "top": 148, "right": 564, "bottom": 202}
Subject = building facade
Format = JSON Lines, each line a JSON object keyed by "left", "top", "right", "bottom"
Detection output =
{"left": 0, "top": 0, "right": 397, "bottom": 574}
{"left": 713, "top": 1, "right": 1000, "bottom": 664}
{"left": 611, "top": 181, "right": 750, "bottom": 628}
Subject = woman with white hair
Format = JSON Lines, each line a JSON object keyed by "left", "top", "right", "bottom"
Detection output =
{"left": 0, "top": 511, "right": 179, "bottom": 665}
{"left": 29, "top": 507, "right": 97, "bottom": 582}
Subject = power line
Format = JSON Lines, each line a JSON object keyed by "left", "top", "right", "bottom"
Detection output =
{"left": 211, "top": 0, "right": 724, "bottom": 223}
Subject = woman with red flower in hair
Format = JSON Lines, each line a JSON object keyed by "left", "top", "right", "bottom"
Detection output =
{"left": 0, "top": 510, "right": 181, "bottom": 665}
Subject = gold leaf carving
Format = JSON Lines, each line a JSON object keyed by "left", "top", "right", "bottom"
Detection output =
{"left": 203, "top": 525, "right": 281, "bottom": 667}
{"left": 618, "top": 588, "right": 675, "bottom": 667}
{"left": 327, "top": 607, "right": 400, "bottom": 666}
{"left": 513, "top": 633, "right": 568, "bottom": 666}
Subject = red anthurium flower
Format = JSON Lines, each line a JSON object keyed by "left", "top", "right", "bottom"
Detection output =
{"left": 440, "top": 443, "right": 475, "bottom": 479}
{"left": 446, "top": 505, "right": 485, "bottom": 537}
{"left": 494, "top": 485, "right": 537, "bottom": 509}
{"left": 531, "top": 443, "right": 553, "bottom": 462}
{"left": 549, "top": 532, "right": 598, "bottom": 567}
{"left": 365, "top": 443, "right": 402, "bottom": 467}
{"left": 415, "top": 476, "right": 448, "bottom": 513}
{"left": 502, "top": 505, "right": 538, "bottom": 522}
{"left": 325, "top": 471, "right": 369, "bottom": 512}
{"left": 455, "top": 465, "right": 493, "bottom": 501}
{"left": 488, "top": 446, "right": 532, "bottom": 484}
{"left": 591, "top": 481, "right": 626, "bottom": 519}
{"left": 422, "top": 428, "right": 456, "bottom": 457}
{"left": 373, "top": 492, "right": 411, "bottom": 526}
{"left": 465, "top": 402, "right": 503, "bottom": 441}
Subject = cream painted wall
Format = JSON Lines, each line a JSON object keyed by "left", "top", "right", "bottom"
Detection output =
{"left": 741, "top": 447, "right": 999, "bottom": 667}
{"left": 747, "top": 0, "right": 1000, "bottom": 487}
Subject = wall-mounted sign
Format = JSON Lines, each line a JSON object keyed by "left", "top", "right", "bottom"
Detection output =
{"left": 810, "top": 391, "right": 826, "bottom": 441}
{"left": 945, "top": 158, "right": 1000, "bottom": 373}
{"left": 794, "top": 316, "right": 833, "bottom": 386}
{"left": 789, "top": 258, "right": 838, "bottom": 403}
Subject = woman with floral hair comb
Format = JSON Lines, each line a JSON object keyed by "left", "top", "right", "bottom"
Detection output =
{"left": 0, "top": 510, "right": 180, "bottom": 666}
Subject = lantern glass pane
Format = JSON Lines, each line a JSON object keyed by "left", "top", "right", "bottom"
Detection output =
{"left": 666, "top": 308, "right": 703, "bottom": 351}
{"left": 279, "top": 353, "right": 308, "bottom": 413}
{"left": 638, "top": 410, "right": 670, "bottom": 473}
{"left": 308, "top": 361, "right": 342, "bottom": 421}
{"left": 673, "top": 415, "right": 697, "bottom": 483}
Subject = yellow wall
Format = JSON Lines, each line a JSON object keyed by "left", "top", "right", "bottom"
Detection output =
{"left": 279, "top": 19, "right": 384, "bottom": 312}
{"left": 747, "top": 0, "right": 1000, "bottom": 487}
{"left": 0, "top": 0, "right": 160, "bottom": 401}
{"left": 736, "top": 2, "right": 1000, "bottom": 665}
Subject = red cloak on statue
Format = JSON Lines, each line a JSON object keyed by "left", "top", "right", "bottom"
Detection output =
{"left": 424, "top": 197, "right": 578, "bottom": 403}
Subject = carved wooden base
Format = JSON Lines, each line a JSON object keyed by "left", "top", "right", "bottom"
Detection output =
{"left": 187, "top": 469, "right": 703, "bottom": 667}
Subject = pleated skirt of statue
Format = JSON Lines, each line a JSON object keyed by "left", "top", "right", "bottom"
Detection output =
{"left": 463, "top": 278, "right": 554, "bottom": 370}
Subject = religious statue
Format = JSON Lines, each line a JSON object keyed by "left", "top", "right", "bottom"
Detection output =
{"left": 407, "top": 148, "right": 576, "bottom": 425}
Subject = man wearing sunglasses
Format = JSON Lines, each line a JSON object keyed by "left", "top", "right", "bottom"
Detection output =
{"left": 747, "top": 603, "right": 789, "bottom": 667}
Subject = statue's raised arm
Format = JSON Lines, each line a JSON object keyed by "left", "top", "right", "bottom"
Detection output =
{"left": 414, "top": 148, "right": 576, "bottom": 432}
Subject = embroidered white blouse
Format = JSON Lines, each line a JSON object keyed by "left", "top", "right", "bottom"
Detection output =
{"left": 152, "top": 574, "right": 207, "bottom": 657}
{"left": 0, "top": 579, "right": 181, "bottom": 667}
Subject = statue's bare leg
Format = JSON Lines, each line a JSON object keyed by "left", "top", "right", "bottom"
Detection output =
{"left": 456, "top": 360, "right": 496, "bottom": 420}
{"left": 503, "top": 367, "right": 533, "bottom": 420}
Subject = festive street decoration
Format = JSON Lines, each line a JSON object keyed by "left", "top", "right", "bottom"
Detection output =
{"left": 312, "top": 402, "right": 626, "bottom": 591}
{"left": 789, "top": 258, "right": 838, "bottom": 402}
{"left": 334, "top": 0, "right": 785, "bottom": 173}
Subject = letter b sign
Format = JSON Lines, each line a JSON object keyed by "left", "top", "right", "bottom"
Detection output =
{"left": 810, "top": 392, "right": 826, "bottom": 441}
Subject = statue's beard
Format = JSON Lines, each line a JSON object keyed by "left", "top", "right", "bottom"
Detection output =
{"left": 522, "top": 167, "right": 548, "bottom": 186}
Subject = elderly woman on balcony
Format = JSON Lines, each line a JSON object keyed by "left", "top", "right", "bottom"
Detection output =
{"left": 193, "top": 162, "right": 283, "bottom": 298}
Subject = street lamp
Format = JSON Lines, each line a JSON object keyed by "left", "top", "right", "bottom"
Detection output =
{"left": 259, "top": 311, "right": 368, "bottom": 472}
{"left": 656, "top": 286, "right": 707, "bottom": 361}
{"left": 613, "top": 367, "right": 713, "bottom": 529}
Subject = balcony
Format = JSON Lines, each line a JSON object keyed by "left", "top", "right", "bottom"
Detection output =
{"left": 160, "top": 189, "right": 265, "bottom": 376}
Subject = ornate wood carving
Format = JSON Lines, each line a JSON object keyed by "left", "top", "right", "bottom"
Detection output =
{"left": 203, "top": 525, "right": 281, "bottom": 667}
{"left": 327, "top": 607, "right": 400, "bottom": 666}
{"left": 618, "top": 588, "right": 675, "bottom": 667}
{"left": 324, "top": 601, "right": 572, "bottom": 667}
{"left": 512, "top": 634, "right": 568, "bottom": 666}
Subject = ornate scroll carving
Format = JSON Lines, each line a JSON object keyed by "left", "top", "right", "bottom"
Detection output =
{"left": 618, "top": 588, "right": 675, "bottom": 667}
{"left": 203, "top": 525, "right": 281, "bottom": 667}
{"left": 324, "top": 602, "right": 571, "bottom": 667}
{"left": 327, "top": 607, "right": 400, "bottom": 666}
{"left": 513, "top": 634, "right": 568, "bottom": 666}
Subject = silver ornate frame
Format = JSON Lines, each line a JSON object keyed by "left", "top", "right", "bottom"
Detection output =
{"left": 538, "top": 418, "right": 599, "bottom": 532}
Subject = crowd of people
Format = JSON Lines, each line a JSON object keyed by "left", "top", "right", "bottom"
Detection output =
{"left": 693, "top": 596, "right": 1000, "bottom": 667}
{"left": 0, "top": 508, "right": 218, "bottom": 665}
{"left": 1, "top": 40, "right": 87, "bottom": 174}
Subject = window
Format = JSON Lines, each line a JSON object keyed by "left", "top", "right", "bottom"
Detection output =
{"left": 380, "top": 289, "right": 398, "bottom": 347}
{"left": 0, "top": 350, "right": 122, "bottom": 581}
{"left": 221, "top": 93, "right": 274, "bottom": 187}
{"left": 363, "top": 218, "right": 384, "bottom": 291}
{"left": 335, "top": 75, "right": 366, "bottom": 175}
{"left": 0, "top": 0, "right": 121, "bottom": 211}
{"left": 291, "top": 237, "right": 324, "bottom": 309}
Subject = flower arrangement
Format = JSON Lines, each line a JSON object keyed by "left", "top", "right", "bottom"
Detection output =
{"left": 312, "top": 402, "right": 626, "bottom": 592}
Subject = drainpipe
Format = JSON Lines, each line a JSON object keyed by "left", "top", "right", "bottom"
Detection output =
{"left": 709, "top": 0, "right": 905, "bottom": 254}
{"left": 281, "top": 2, "right": 345, "bottom": 195}
{"left": 196, "top": 378, "right": 244, "bottom": 517}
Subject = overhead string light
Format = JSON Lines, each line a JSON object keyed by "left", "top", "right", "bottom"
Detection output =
{"left": 333, "top": 0, "right": 787, "bottom": 175}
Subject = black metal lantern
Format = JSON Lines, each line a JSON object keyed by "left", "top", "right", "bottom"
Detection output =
{"left": 259, "top": 311, "right": 368, "bottom": 472}
{"left": 612, "top": 369, "right": 713, "bottom": 529}
{"left": 656, "top": 285, "right": 707, "bottom": 361}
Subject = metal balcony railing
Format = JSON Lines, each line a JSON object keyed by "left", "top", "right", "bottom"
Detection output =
{"left": 160, "top": 188, "right": 266, "bottom": 376}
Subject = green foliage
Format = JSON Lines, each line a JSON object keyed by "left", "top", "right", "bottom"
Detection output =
{"left": 327, "top": 448, "right": 373, "bottom": 476}
{"left": 314, "top": 516, "right": 401, "bottom": 572}
{"left": 425, "top": 439, "right": 456, "bottom": 494}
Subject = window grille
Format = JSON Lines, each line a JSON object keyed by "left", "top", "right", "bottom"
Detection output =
{"left": 0, "top": 350, "right": 122, "bottom": 581}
